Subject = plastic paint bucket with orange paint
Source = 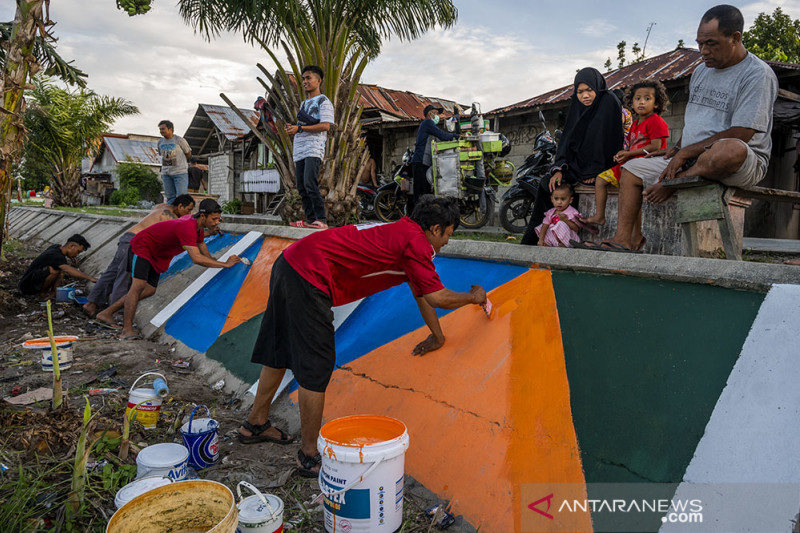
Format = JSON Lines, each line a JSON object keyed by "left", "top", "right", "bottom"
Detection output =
{"left": 317, "top": 415, "right": 410, "bottom": 533}
{"left": 22, "top": 336, "right": 77, "bottom": 372}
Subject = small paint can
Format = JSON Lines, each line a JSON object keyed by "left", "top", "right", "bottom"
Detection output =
{"left": 22, "top": 336, "right": 77, "bottom": 372}
{"left": 114, "top": 475, "right": 173, "bottom": 509}
{"left": 126, "top": 372, "right": 167, "bottom": 429}
{"left": 180, "top": 405, "right": 220, "bottom": 469}
{"left": 135, "top": 443, "right": 189, "bottom": 481}
{"left": 237, "top": 481, "right": 284, "bottom": 533}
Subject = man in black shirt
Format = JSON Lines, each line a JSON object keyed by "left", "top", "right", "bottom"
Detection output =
{"left": 19, "top": 234, "right": 97, "bottom": 297}
{"left": 187, "top": 157, "right": 206, "bottom": 193}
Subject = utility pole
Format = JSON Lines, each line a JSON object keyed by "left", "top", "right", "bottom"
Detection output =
{"left": 642, "top": 22, "right": 657, "bottom": 57}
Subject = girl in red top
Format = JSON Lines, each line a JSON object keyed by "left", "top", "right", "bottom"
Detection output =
{"left": 582, "top": 79, "right": 670, "bottom": 244}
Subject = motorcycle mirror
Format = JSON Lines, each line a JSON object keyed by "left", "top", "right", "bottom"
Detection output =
{"left": 554, "top": 129, "right": 562, "bottom": 141}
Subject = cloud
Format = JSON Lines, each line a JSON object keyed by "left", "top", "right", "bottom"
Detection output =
{"left": 579, "top": 19, "right": 618, "bottom": 37}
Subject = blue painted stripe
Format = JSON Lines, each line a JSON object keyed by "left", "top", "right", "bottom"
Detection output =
{"left": 164, "top": 237, "right": 264, "bottom": 352}
{"left": 333, "top": 257, "right": 527, "bottom": 368}
{"left": 160, "top": 232, "right": 244, "bottom": 281}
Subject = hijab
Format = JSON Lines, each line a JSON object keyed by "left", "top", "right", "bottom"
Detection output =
{"left": 554, "top": 67, "right": 623, "bottom": 183}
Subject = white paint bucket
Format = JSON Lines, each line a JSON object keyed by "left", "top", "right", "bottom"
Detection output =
{"left": 236, "top": 481, "right": 284, "bottom": 532}
{"left": 22, "top": 336, "right": 77, "bottom": 372}
{"left": 126, "top": 372, "right": 167, "bottom": 430}
{"left": 135, "top": 443, "right": 189, "bottom": 481}
{"left": 317, "top": 415, "right": 410, "bottom": 533}
{"left": 114, "top": 475, "right": 173, "bottom": 509}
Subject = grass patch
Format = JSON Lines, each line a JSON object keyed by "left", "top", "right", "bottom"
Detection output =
{"left": 53, "top": 207, "right": 142, "bottom": 218}
{"left": 452, "top": 230, "right": 521, "bottom": 244}
{"left": 2, "top": 238, "right": 26, "bottom": 256}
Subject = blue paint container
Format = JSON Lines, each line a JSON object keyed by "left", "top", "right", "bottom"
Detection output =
{"left": 180, "top": 405, "right": 219, "bottom": 469}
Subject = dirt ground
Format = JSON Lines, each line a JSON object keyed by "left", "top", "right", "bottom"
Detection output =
{"left": 0, "top": 241, "right": 463, "bottom": 532}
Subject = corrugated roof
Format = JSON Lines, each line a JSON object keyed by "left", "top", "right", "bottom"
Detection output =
{"left": 200, "top": 104, "right": 258, "bottom": 140}
{"left": 357, "top": 84, "right": 466, "bottom": 123}
{"left": 490, "top": 48, "right": 800, "bottom": 115}
{"left": 102, "top": 136, "right": 160, "bottom": 166}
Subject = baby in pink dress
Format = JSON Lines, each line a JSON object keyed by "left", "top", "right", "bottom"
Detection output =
{"left": 535, "top": 183, "right": 581, "bottom": 247}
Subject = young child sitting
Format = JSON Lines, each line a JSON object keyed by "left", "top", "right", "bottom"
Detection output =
{"left": 582, "top": 79, "right": 670, "bottom": 230}
{"left": 536, "top": 183, "right": 581, "bottom": 247}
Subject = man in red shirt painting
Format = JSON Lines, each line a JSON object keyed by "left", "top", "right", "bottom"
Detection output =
{"left": 96, "top": 199, "right": 241, "bottom": 340}
{"left": 238, "top": 195, "right": 487, "bottom": 477}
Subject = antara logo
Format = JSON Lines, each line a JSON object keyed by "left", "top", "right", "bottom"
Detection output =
{"left": 528, "top": 493, "right": 555, "bottom": 520}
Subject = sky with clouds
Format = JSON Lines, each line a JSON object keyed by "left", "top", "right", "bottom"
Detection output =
{"left": 2, "top": 0, "right": 798, "bottom": 135}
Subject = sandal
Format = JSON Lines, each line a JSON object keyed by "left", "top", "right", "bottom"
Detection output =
{"left": 289, "top": 221, "right": 307, "bottom": 228}
{"left": 238, "top": 420, "right": 293, "bottom": 445}
{"left": 297, "top": 449, "right": 322, "bottom": 478}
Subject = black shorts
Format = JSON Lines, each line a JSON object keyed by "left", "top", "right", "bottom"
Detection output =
{"left": 251, "top": 254, "right": 335, "bottom": 393}
{"left": 18, "top": 266, "right": 53, "bottom": 295}
{"left": 127, "top": 249, "right": 160, "bottom": 288}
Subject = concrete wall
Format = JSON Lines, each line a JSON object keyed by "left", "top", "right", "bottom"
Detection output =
{"left": 209, "top": 153, "right": 234, "bottom": 203}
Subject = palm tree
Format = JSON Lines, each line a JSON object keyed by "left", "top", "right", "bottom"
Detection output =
{"left": 24, "top": 78, "right": 138, "bottom": 206}
{"left": 178, "top": 0, "right": 458, "bottom": 225}
{"left": 1, "top": 0, "right": 89, "bottom": 252}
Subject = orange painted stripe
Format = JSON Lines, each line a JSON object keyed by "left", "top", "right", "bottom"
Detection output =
{"left": 323, "top": 269, "right": 591, "bottom": 532}
{"left": 220, "top": 237, "right": 293, "bottom": 335}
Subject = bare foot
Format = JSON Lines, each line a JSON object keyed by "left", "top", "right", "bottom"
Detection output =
{"left": 94, "top": 310, "right": 120, "bottom": 327}
{"left": 784, "top": 258, "right": 800, "bottom": 266}
{"left": 580, "top": 214, "right": 605, "bottom": 225}
{"left": 82, "top": 302, "right": 97, "bottom": 317}
{"left": 643, "top": 182, "right": 674, "bottom": 204}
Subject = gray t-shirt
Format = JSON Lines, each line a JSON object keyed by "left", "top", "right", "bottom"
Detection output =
{"left": 158, "top": 135, "right": 191, "bottom": 176}
{"left": 293, "top": 94, "right": 335, "bottom": 162}
{"left": 683, "top": 53, "right": 777, "bottom": 168}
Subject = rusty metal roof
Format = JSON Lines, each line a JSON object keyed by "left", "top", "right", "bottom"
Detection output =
{"left": 100, "top": 135, "right": 160, "bottom": 166}
{"left": 491, "top": 48, "right": 705, "bottom": 114}
{"left": 357, "top": 84, "right": 466, "bottom": 123}
{"left": 184, "top": 104, "right": 259, "bottom": 155}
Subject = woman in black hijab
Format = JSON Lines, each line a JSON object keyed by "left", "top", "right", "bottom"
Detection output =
{"left": 521, "top": 68, "right": 623, "bottom": 245}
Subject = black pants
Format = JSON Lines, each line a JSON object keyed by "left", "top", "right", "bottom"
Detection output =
{"left": 407, "top": 162, "right": 431, "bottom": 216}
{"left": 295, "top": 157, "right": 326, "bottom": 222}
{"left": 521, "top": 175, "right": 579, "bottom": 245}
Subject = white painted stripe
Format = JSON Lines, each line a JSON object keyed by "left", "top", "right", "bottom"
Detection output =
{"left": 662, "top": 284, "right": 800, "bottom": 533}
{"left": 150, "top": 231, "right": 263, "bottom": 328}
{"left": 248, "top": 298, "right": 364, "bottom": 403}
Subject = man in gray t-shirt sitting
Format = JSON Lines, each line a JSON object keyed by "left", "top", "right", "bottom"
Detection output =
{"left": 597, "top": 5, "right": 778, "bottom": 252}
{"left": 286, "top": 65, "right": 335, "bottom": 230}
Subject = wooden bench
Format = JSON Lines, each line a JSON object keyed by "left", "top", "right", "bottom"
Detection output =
{"left": 661, "top": 176, "right": 800, "bottom": 260}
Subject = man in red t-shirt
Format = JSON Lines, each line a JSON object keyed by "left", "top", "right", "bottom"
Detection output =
{"left": 239, "top": 196, "right": 487, "bottom": 478}
{"left": 96, "top": 199, "right": 241, "bottom": 339}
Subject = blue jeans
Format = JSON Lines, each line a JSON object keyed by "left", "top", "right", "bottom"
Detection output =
{"left": 162, "top": 173, "right": 188, "bottom": 204}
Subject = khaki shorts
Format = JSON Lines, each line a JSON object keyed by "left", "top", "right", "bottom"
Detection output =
{"left": 622, "top": 139, "right": 765, "bottom": 189}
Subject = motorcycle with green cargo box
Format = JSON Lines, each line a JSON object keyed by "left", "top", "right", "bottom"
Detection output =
{"left": 428, "top": 103, "right": 514, "bottom": 229}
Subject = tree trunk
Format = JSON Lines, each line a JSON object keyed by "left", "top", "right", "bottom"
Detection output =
{"left": 0, "top": 0, "right": 44, "bottom": 253}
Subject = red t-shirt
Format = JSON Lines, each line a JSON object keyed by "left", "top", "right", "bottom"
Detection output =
{"left": 130, "top": 215, "right": 204, "bottom": 273}
{"left": 284, "top": 217, "right": 445, "bottom": 306}
{"left": 628, "top": 113, "right": 669, "bottom": 151}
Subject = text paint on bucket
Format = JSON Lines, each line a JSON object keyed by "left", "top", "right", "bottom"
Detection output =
{"left": 317, "top": 415, "right": 409, "bottom": 533}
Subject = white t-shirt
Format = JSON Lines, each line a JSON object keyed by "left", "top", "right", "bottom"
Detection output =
{"left": 683, "top": 53, "right": 778, "bottom": 168}
{"left": 293, "top": 94, "right": 335, "bottom": 162}
{"left": 158, "top": 135, "right": 191, "bottom": 175}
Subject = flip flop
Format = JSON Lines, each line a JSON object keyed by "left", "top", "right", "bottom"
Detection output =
{"left": 570, "top": 240, "right": 604, "bottom": 250}
{"left": 296, "top": 449, "right": 321, "bottom": 478}
{"left": 91, "top": 319, "right": 122, "bottom": 330}
{"left": 238, "top": 420, "right": 293, "bottom": 445}
{"left": 119, "top": 333, "right": 142, "bottom": 341}
{"left": 289, "top": 221, "right": 307, "bottom": 228}
{"left": 598, "top": 241, "right": 641, "bottom": 254}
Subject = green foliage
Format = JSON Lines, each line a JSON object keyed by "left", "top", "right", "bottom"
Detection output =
{"left": 743, "top": 7, "right": 800, "bottom": 63}
{"left": 677, "top": 39, "right": 685, "bottom": 48}
{"left": 617, "top": 40, "right": 626, "bottom": 69}
{"left": 222, "top": 198, "right": 242, "bottom": 214}
{"left": 23, "top": 78, "right": 139, "bottom": 207}
{"left": 603, "top": 57, "right": 612, "bottom": 71}
{"left": 117, "top": 161, "right": 162, "bottom": 202}
{"left": 0, "top": 22, "right": 87, "bottom": 87}
{"left": 110, "top": 186, "right": 141, "bottom": 206}
{"left": 116, "top": 0, "right": 153, "bottom": 16}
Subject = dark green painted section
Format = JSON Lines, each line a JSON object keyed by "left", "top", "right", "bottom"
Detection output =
{"left": 204, "top": 313, "right": 265, "bottom": 384}
{"left": 552, "top": 271, "right": 764, "bottom": 485}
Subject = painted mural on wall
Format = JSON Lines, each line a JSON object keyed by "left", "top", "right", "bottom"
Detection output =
{"left": 155, "top": 234, "right": 799, "bottom": 533}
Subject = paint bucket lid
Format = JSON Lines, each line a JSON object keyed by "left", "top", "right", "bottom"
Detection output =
{"left": 114, "top": 476, "right": 173, "bottom": 509}
{"left": 22, "top": 336, "right": 78, "bottom": 349}
{"left": 238, "top": 493, "right": 283, "bottom": 524}
{"left": 136, "top": 443, "right": 188, "bottom": 468}
{"left": 180, "top": 417, "right": 219, "bottom": 435}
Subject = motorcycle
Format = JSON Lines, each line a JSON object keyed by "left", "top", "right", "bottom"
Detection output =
{"left": 429, "top": 103, "right": 514, "bottom": 229}
{"left": 374, "top": 148, "right": 414, "bottom": 223}
{"left": 499, "top": 111, "right": 560, "bottom": 233}
{"left": 357, "top": 181, "right": 379, "bottom": 218}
